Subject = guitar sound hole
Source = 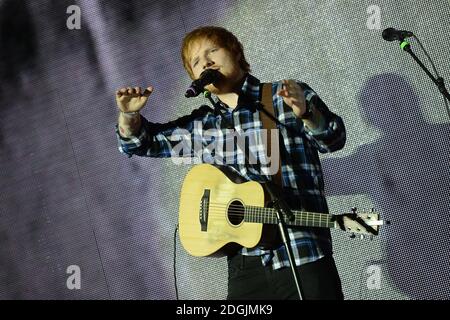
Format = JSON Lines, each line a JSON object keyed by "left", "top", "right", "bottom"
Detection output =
{"left": 227, "top": 200, "right": 245, "bottom": 226}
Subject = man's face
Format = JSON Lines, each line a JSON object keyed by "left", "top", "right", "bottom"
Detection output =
{"left": 188, "top": 37, "right": 244, "bottom": 94}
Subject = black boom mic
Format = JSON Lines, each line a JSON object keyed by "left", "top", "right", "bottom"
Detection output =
{"left": 185, "top": 69, "right": 220, "bottom": 98}
{"left": 382, "top": 27, "right": 414, "bottom": 41}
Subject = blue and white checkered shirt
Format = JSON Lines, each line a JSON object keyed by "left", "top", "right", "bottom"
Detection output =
{"left": 116, "top": 74, "right": 346, "bottom": 270}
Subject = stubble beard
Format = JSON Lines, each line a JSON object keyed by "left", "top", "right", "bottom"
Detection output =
{"left": 205, "top": 69, "right": 245, "bottom": 95}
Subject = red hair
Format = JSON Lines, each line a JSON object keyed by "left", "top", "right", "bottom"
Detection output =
{"left": 181, "top": 26, "right": 250, "bottom": 79}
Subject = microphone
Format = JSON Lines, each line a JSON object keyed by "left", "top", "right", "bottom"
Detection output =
{"left": 185, "top": 69, "right": 221, "bottom": 98}
{"left": 382, "top": 27, "right": 414, "bottom": 41}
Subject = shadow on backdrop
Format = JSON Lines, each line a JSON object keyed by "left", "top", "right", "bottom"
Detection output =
{"left": 322, "top": 73, "right": 450, "bottom": 299}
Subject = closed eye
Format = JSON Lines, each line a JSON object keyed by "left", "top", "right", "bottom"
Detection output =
{"left": 191, "top": 48, "right": 218, "bottom": 68}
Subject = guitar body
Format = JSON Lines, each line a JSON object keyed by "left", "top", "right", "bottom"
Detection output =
{"left": 179, "top": 164, "right": 264, "bottom": 257}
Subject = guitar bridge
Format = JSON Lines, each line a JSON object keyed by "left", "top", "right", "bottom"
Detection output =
{"left": 200, "top": 189, "right": 210, "bottom": 232}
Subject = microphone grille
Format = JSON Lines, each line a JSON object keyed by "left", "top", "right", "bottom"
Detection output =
{"left": 382, "top": 28, "right": 395, "bottom": 41}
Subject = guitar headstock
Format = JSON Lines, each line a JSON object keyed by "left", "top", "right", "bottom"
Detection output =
{"left": 332, "top": 208, "right": 389, "bottom": 239}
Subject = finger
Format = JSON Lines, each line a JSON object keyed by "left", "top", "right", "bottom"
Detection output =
{"left": 281, "top": 80, "right": 294, "bottom": 92}
{"left": 116, "top": 90, "right": 122, "bottom": 97}
{"left": 135, "top": 87, "right": 141, "bottom": 95}
{"left": 277, "top": 89, "right": 290, "bottom": 97}
{"left": 277, "top": 89, "right": 286, "bottom": 97}
{"left": 283, "top": 82, "right": 302, "bottom": 98}
{"left": 142, "top": 86, "right": 154, "bottom": 97}
{"left": 283, "top": 79, "right": 295, "bottom": 90}
{"left": 127, "top": 87, "right": 134, "bottom": 95}
{"left": 119, "top": 88, "right": 128, "bottom": 95}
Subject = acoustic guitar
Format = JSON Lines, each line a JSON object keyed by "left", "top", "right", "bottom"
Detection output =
{"left": 178, "top": 164, "right": 386, "bottom": 257}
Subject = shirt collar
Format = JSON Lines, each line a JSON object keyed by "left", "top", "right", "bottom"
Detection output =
{"left": 215, "top": 73, "right": 262, "bottom": 112}
{"left": 240, "top": 73, "right": 261, "bottom": 102}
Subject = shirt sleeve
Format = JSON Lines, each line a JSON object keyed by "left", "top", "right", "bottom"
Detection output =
{"left": 115, "top": 105, "right": 214, "bottom": 158}
{"left": 298, "top": 82, "right": 346, "bottom": 153}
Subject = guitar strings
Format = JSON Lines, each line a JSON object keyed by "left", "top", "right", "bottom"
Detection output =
{"left": 209, "top": 202, "right": 320, "bottom": 215}
{"left": 199, "top": 203, "right": 332, "bottom": 223}
{"left": 182, "top": 191, "right": 331, "bottom": 222}
{"left": 206, "top": 210, "right": 330, "bottom": 221}
{"left": 187, "top": 200, "right": 373, "bottom": 219}
{"left": 207, "top": 203, "right": 324, "bottom": 216}
{"left": 207, "top": 203, "right": 326, "bottom": 215}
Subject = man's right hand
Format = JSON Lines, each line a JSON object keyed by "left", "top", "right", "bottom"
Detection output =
{"left": 115, "top": 86, "right": 153, "bottom": 112}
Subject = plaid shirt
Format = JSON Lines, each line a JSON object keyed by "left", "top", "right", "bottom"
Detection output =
{"left": 116, "top": 74, "right": 346, "bottom": 269}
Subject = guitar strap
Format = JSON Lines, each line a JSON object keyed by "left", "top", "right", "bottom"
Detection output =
{"left": 258, "top": 83, "right": 284, "bottom": 249}
{"left": 259, "top": 83, "right": 282, "bottom": 187}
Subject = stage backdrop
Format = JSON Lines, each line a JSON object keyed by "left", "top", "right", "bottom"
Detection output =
{"left": 0, "top": 0, "right": 449, "bottom": 299}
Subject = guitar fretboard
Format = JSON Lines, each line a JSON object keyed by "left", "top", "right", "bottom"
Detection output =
{"left": 244, "top": 205, "right": 335, "bottom": 228}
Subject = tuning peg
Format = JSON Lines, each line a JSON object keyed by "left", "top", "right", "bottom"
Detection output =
{"left": 360, "top": 234, "right": 365, "bottom": 240}
{"left": 351, "top": 207, "right": 357, "bottom": 214}
{"left": 370, "top": 208, "right": 375, "bottom": 213}
{"left": 350, "top": 233, "right": 356, "bottom": 239}
{"left": 369, "top": 235, "right": 374, "bottom": 241}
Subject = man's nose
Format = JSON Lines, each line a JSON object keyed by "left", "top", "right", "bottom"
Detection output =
{"left": 203, "top": 60, "right": 214, "bottom": 70}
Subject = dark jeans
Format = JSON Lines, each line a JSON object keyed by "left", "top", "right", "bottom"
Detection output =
{"left": 227, "top": 254, "right": 344, "bottom": 300}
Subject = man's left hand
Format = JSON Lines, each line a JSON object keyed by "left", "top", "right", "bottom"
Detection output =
{"left": 277, "top": 79, "right": 306, "bottom": 118}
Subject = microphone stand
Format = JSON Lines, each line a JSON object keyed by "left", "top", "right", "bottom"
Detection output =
{"left": 399, "top": 37, "right": 450, "bottom": 119}
{"left": 203, "top": 91, "right": 305, "bottom": 300}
